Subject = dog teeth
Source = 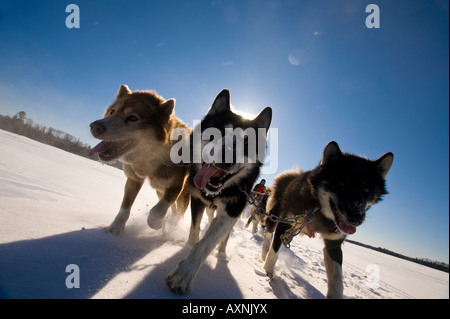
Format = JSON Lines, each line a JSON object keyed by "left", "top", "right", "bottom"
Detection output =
{"left": 202, "top": 171, "right": 233, "bottom": 198}
{"left": 203, "top": 187, "right": 223, "bottom": 198}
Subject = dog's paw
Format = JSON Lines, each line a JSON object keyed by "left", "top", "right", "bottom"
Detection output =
{"left": 263, "top": 262, "right": 275, "bottom": 279}
{"left": 165, "top": 264, "right": 193, "bottom": 295}
{"left": 166, "top": 272, "right": 192, "bottom": 295}
{"left": 186, "top": 235, "right": 199, "bottom": 246}
{"left": 105, "top": 223, "right": 124, "bottom": 236}
{"left": 147, "top": 201, "right": 170, "bottom": 230}
{"left": 147, "top": 212, "right": 164, "bottom": 230}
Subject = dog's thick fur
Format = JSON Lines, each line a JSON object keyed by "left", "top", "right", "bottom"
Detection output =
{"left": 262, "top": 141, "right": 393, "bottom": 298}
{"left": 89, "top": 85, "right": 190, "bottom": 234}
{"left": 166, "top": 89, "right": 272, "bottom": 295}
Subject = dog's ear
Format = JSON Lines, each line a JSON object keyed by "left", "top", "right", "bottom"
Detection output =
{"left": 207, "top": 89, "right": 230, "bottom": 116}
{"left": 253, "top": 107, "right": 272, "bottom": 133}
{"left": 375, "top": 152, "right": 393, "bottom": 179}
{"left": 117, "top": 84, "right": 132, "bottom": 98}
{"left": 160, "top": 99, "right": 175, "bottom": 116}
{"left": 321, "top": 141, "right": 342, "bottom": 165}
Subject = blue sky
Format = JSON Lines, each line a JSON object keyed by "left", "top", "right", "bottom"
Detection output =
{"left": 0, "top": 0, "right": 448, "bottom": 263}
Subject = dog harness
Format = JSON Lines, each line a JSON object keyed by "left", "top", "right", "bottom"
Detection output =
{"left": 279, "top": 207, "right": 319, "bottom": 248}
{"left": 240, "top": 185, "right": 339, "bottom": 248}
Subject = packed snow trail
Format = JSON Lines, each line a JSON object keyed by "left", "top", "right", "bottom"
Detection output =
{"left": 0, "top": 130, "right": 448, "bottom": 299}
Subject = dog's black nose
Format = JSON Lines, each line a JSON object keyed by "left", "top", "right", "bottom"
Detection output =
{"left": 346, "top": 202, "right": 366, "bottom": 226}
{"left": 347, "top": 211, "right": 365, "bottom": 226}
{"left": 347, "top": 217, "right": 363, "bottom": 226}
{"left": 90, "top": 120, "right": 106, "bottom": 138}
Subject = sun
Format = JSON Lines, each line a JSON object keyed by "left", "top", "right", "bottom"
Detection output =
{"left": 231, "top": 104, "right": 257, "bottom": 120}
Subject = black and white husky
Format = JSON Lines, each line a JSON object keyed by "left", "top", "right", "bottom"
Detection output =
{"left": 262, "top": 141, "right": 393, "bottom": 298}
{"left": 166, "top": 89, "right": 272, "bottom": 295}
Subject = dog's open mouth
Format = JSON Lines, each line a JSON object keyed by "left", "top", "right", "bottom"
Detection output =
{"left": 88, "top": 140, "right": 132, "bottom": 162}
{"left": 193, "top": 163, "right": 234, "bottom": 196}
{"left": 329, "top": 199, "right": 357, "bottom": 235}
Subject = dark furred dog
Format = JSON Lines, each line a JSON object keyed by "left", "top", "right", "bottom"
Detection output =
{"left": 245, "top": 189, "right": 271, "bottom": 233}
{"left": 166, "top": 89, "right": 272, "bottom": 295}
{"left": 262, "top": 141, "right": 393, "bottom": 298}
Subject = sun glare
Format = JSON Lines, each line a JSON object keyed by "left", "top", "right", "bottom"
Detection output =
{"left": 231, "top": 105, "right": 257, "bottom": 120}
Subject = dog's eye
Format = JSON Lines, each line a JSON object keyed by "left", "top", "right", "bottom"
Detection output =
{"left": 126, "top": 115, "right": 138, "bottom": 122}
{"left": 110, "top": 109, "right": 115, "bottom": 116}
{"left": 362, "top": 181, "right": 370, "bottom": 194}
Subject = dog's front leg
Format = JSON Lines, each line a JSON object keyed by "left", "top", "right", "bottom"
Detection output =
{"left": 263, "top": 221, "right": 289, "bottom": 277}
{"left": 148, "top": 185, "right": 182, "bottom": 230}
{"left": 217, "top": 217, "right": 237, "bottom": 254}
{"left": 106, "top": 177, "right": 144, "bottom": 235}
{"left": 166, "top": 207, "right": 237, "bottom": 295}
{"left": 323, "top": 238, "right": 344, "bottom": 299}
{"left": 186, "top": 196, "right": 206, "bottom": 245}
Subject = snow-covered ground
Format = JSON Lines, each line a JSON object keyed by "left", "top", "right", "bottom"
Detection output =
{"left": 0, "top": 129, "right": 448, "bottom": 299}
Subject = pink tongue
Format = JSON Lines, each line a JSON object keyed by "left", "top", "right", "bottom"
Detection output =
{"left": 194, "top": 164, "right": 222, "bottom": 189}
{"left": 88, "top": 141, "right": 114, "bottom": 157}
{"left": 339, "top": 220, "right": 356, "bottom": 235}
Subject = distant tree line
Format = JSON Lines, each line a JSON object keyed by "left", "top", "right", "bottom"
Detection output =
{"left": 0, "top": 111, "right": 122, "bottom": 169}
{"left": 346, "top": 239, "right": 449, "bottom": 273}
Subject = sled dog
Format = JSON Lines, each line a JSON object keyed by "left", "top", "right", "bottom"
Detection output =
{"left": 166, "top": 89, "right": 272, "bottom": 295}
{"left": 262, "top": 141, "right": 393, "bottom": 298}
{"left": 89, "top": 85, "right": 190, "bottom": 235}
{"left": 245, "top": 188, "right": 271, "bottom": 233}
